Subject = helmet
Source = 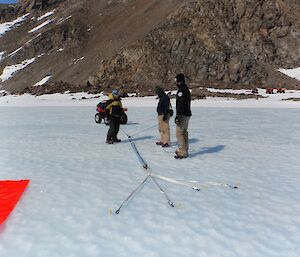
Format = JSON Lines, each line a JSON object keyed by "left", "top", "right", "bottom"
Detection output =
{"left": 112, "top": 89, "right": 119, "bottom": 96}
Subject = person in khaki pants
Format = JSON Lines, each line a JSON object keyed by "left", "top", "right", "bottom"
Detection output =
{"left": 155, "top": 86, "right": 171, "bottom": 147}
{"left": 174, "top": 74, "right": 192, "bottom": 159}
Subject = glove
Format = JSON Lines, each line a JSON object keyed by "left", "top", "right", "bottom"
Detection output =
{"left": 175, "top": 115, "right": 180, "bottom": 125}
{"left": 163, "top": 115, "right": 168, "bottom": 121}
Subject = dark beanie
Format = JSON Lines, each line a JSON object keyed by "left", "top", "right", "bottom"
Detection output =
{"left": 155, "top": 86, "right": 164, "bottom": 95}
{"left": 175, "top": 73, "right": 185, "bottom": 83}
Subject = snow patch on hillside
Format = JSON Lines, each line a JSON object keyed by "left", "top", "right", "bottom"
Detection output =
{"left": 0, "top": 13, "right": 29, "bottom": 37}
{"left": 33, "top": 75, "right": 52, "bottom": 87}
{"left": 28, "top": 18, "right": 56, "bottom": 33}
{"left": 0, "top": 51, "right": 5, "bottom": 62}
{"left": 207, "top": 88, "right": 252, "bottom": 94}
{"left": 0, "top": 57, "right": 36, "bottom": 82}
{"left": 57, "top": 15, "right": 72, "bottom": 24}
{"left": 0, "top": 90, "right": 8, "bottom": 96}
{"left": 278, "top": 67, "right": 300, "bottom": 81}
{"left": 7, "top": 46, "right": 23, "bottom": 57}
{"left": 7, "top": 37, "right": 37, "bottom": 58}
{"left": 73, "top": 56, "right": 84, "bottom": 64}
{"left": 37, "top": 10, "right": 56, "bottom": 21}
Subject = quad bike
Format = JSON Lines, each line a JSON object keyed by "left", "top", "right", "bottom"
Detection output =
{"left": 277, "top": 88, "right": 286, "bottom": 93}
{"left": 94, "top": 100, "right": 128, "bottom": 125}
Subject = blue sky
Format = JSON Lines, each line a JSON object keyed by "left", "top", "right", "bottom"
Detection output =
{"left": 0, "top": 0, "right": 17, "bottom": 3}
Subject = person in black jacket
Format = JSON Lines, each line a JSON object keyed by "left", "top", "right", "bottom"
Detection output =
{"left": 174, "top": 73, "right": 192, "bottom": 159}
{"left": 105, "top": 89, "right": 123, "bottom": 144}
{"left": 155, "top": 86, "right": 171, "bottom": 147}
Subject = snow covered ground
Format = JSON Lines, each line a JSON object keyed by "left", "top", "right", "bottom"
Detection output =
{"left": 0, "top": 97, "right": 300, "bottom": 257}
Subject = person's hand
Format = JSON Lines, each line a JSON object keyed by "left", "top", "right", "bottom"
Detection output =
{"left": 163, "top": 115, "right": 168, "bottom": 121}
{"left": 175, "top": 115, "right": 180, "bottom": 125}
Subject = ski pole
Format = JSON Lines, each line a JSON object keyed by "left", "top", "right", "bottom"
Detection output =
{"left": 129, "top": 139, "right": 148, "bottom": 169}
{"left": 121, "top": 128, "right": 237, "bottom": 191}
{"left": 114, "top": 175, "right": 151, "bottom": 215}
{"left": 129, "top": 138, "right": 175, "bottom": 207}
{"left": 122, "top": 128, "right": 176, "bottom": 207}
{"left": 121, "top": 127, "right": 148, "bottom": 168}
{"left": 149, "top": 174, "right": 175, "bottom": 207}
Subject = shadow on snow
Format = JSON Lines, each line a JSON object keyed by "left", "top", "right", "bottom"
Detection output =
{"left": 189, "top": 145, "right": 225, "bottom": 158}
{"left": 123, "top": 122, "right": 140, "bottom": 125}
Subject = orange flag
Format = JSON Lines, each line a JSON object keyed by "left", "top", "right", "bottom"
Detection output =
{"left": 0, "top": 180, "right": 30, "bottom": 224}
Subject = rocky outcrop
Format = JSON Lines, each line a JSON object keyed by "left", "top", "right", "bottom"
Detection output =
{"left": 190, "top": 87, "right": 265, "bottom": 100}
{"left": 236, "top": 0, "right": 300, "bottom": 66}
{"left": 0, "top": 3, "right": 19, "bottom": 22}
{"left": 0, "top": 0, "right": 65, "bottom": 22}
{"left": 91, "top": 0, "right": 300, "bottom": 91}
{"left": 7, "top": 17, "right": 88, "bottom": 65}
{"left": 19, "top": 0, "right": 65, "bottom": 12}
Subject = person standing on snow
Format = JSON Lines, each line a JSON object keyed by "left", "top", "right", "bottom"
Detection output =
{"left": 155, "top": 86, "right": 171, "bottom": 147}
{"left": 105, "top": 89, "right": 123, "bottom": 144}
{"left": 174, "top": 73, "right": 192, "bottom": 159}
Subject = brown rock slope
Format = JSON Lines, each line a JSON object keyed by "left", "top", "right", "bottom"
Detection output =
{"left": 0, "top": 0, "right": 299, "bottom": 95}
{"left": 0, "top": 0, "right": 183, "bottom": 93}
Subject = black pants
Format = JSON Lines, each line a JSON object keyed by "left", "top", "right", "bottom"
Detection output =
{"left": 107, "top": 116, "right": 120, "bottom": 141}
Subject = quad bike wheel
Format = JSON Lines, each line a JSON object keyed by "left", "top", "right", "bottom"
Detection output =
{"left": 95, "top": 113, "right": 102, "bottom": 124}
{"left": 120, "top": 113, "right": 128, "bottom": 124}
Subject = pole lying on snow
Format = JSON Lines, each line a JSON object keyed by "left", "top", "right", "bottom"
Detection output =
{"left": 113, "top": 128, "right": 175, "bottom": 214}
{"left": 115, "top": 128, "right": 239, "bottom": 214}
{"left": 114, "top": 175, "right": 151, "bottom": 215}
{"left": 126, "top": 133, "right": 175, "bottom": 208}
{"left": 129, "top": 138, "right": 175, "bottom": 206}
{"left": 150, "top": 173, "right": 239, "bottom": 190}
{"left": 122, "top": 130, "right": 239, "bottom": 189}
{"left": 149, "top": 175, "right": 174, "bottom": 207}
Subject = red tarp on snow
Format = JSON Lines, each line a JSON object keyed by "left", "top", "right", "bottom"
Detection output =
{"left": 0, "top": 180, "right": 30, "bottom": 224}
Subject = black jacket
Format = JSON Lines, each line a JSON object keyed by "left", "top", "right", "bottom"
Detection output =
{"left": 157, "top": 93, "right": 170, "bottom": 117}
{"left": 176, "top": 83, "right": 191, "bottom": 116}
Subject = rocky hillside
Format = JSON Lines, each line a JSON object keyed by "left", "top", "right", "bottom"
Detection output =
{"left": 0, "top": 0, "right": 299, "bottom": 95}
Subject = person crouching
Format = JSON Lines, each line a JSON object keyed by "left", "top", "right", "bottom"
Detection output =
{"left": 155, "top": 86, "right": 171, "bottom": 147}
{"left": 105, "top": 89, "right": 123, "bottom": 144}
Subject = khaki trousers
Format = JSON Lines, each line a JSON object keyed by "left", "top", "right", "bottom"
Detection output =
{"left": 176, "top": 115, "right": 191, "bottom": 157}
{"left": 157, "top": 115, "right": 170, "bottom": 145}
